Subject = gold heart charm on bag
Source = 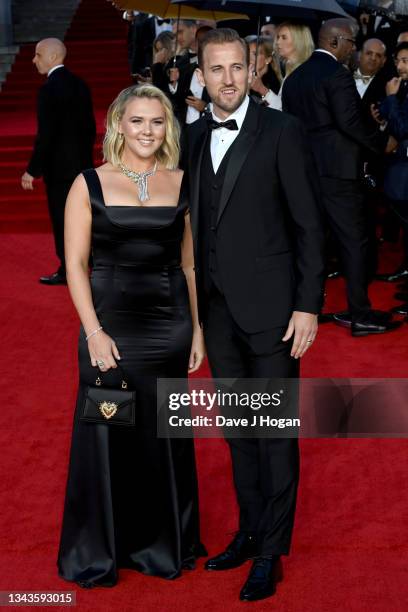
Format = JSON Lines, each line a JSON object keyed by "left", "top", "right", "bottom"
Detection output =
{"left": 99, "top": 401, "right": 118, "bottom": 420}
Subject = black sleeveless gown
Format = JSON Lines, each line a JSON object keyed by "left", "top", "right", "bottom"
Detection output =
{"left": 57, "top": 169, "right": 205, "bottom": 586}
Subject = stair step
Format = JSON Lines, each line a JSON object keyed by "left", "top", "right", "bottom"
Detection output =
{"left": 0, "top": 192, "right": 47, "bottom": 204}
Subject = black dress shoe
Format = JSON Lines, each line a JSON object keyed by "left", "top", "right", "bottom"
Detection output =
{"left": 333, "top": 311, "right": 352, "bottom": 328}
{"left": 239, "top": 556, "right": 283, "bottom": 602}
{"left": 327, "top": 270, "right": 341, "bottom": 279}
{"left": 394, "top": 292, "right": 408, "bottom": 302}
{"left": 333, "top": 310, "right": 392, "bottom": 329}
{"left": 318, "top": 313, "right": 335, "bottom": 324}
{"left": 39, "top": 272, "right": 67, "bottom": 285}
{"left": 376, "top": 268, "right": 408, "bottom": 282}
{"left": 205, "top": 532, "right": 257, "bottom": 571}
{"left": 391, "top": 303, "right": 408, "bottom": 316}
{"left": 351, "top": 314, "right": 402, "bottom": 337}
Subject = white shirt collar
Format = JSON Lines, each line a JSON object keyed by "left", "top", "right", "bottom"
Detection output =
{"left": 355, "top": 67, "right": 374, "bottom": 80}
{"left": 210, "top": 95, "right": 249, "bottom": 130}
{"left": 315, "top": 49, "right": 338, "bottom": 62}
{"left": 48, "top": 64, "right": 64, "bottom": 77}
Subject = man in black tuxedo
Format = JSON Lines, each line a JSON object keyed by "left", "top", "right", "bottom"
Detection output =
{"left": 354, "top": 38, "right": 388, "bottom": 279}
{"left": 167, "top": 21, "right": 211, "bottom": 126}
{"left": 283, "top": 19, "right": 401, "bottom": 336}
{"left": 21, "top": 38, "right": 95, "bottom": 285}
{"left": 376, "top": 42, "right": 408, "bottom": 289}
{"left": 183, "top": 28, "right": 325, "bottom": 602}
{"left": 355, "top": 39, "right": 388, "bottom": 113}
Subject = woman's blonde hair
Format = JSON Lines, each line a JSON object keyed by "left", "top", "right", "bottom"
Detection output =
{"left": 275, "top": 22, "right": 315, "bottom": 76}
{"left": 103, "top": 84, "right": 180, "bottom": 169}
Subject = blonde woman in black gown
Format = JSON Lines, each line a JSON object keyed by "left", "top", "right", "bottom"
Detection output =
{"left": 58, "top": 84, "right": 206, "bottom": 587}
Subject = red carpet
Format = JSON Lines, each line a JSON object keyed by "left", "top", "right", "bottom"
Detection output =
{"left": 1, "top": 1, "right": 408, "bottom": 610}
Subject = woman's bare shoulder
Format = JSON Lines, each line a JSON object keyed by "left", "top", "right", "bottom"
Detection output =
{"left": 95, "top": 162, "right": 115, "bottom": 176}
{"left": 162, "top": 167, "right": 183, "bottom": 186}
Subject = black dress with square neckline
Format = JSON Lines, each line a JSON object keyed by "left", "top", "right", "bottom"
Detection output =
{"left": 57, "top": 168, "right": 205, "bottom": 586}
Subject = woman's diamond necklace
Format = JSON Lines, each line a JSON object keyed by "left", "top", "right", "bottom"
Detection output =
{"left": 118, "top": 160, "right": 158, "bottom": 202}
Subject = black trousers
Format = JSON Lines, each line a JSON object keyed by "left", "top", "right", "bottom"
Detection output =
{"left": 203, "top": 290, "right": 299, "bottom": 556}
{"left": 320, "top": 177, "right": 371, "bottom": 320}
{"left": 389, "top": 198, "right": 408, "bottom": 266}
{"left": 45, "top": 180, "right": 73, "bottom": 275}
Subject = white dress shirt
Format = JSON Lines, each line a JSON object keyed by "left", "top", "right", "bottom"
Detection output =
{"left": 210, "top": 95, "right": 249, "bottom": 173}
{"left": 263, "top": 82, "right": 283, "bottom": 110}
{"left": 186, "top": 69, "right": 204, "bottom": 125}
{"left": 354, "top": 68, "right": 374, "bottom": 98}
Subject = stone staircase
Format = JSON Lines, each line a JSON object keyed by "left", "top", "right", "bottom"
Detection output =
{"left": 0, "top": 45, "right": 19, "bottom": 91}
{"left": 0, "top": 0, "right": 81, "bottom": 90}
{"left": 12, "top": 0, "right": 81, "bottom": 43}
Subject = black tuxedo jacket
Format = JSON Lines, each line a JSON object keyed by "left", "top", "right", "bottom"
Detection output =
{"left": 27, "top": 66, "right": 96, "bottom": 183}
{"left": 129, "top": 15, "right": 155, "bottom": 73}
{"left": 282, "top": 51, "right": 386, "bottom": 180}
{"left": 360, "top": 68, "right": 388, "bottom": 123}
{"left": 167, "top": 60, "right": 210, "bottom": 125}
{"left": 182, "top": 100, "right": 325, "bottom": 333}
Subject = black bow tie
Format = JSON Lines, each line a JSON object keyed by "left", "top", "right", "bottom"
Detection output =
{"left": 207, "top": 118, "right": 238, "bottom": 131}
{"left": 354, "top": 71, "right": 372, "bottom": 85}
{"left": 157, "top": 19, "right": 170, "bottom": 26}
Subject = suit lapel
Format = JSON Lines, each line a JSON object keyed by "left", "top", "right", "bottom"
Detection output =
{"left": 216, "top": 101, "right": 261, "bottom": 226}
{"left": 188, "top": 119, "right": 209, "bottom": 243}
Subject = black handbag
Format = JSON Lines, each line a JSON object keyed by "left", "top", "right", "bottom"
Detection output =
{"left": 80, "top": 366, "right": 136, "bottom": 426}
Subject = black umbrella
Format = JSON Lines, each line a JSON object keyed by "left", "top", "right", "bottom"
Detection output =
{"left": 339, "top": 1, "right": 408, "bottom": 18}
{"left": 171, "top": 0, "right": 351, "bottom": 20}
{"left": 361, "top": 1, "right": 408, "bottom": 18}
{"left": 172, "top": 0, "right": 352, "bottom": 77}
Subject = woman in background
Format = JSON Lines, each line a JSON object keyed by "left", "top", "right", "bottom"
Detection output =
{"left": 252, "top": 22, "right": 314, "bottom": 110}
{"left": 246, "top": 35, "right": 282, "bottom": 104}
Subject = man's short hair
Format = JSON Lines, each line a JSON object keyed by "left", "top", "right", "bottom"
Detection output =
{"left": 395, "top": 42, "right": 408, "bottom": 57}
{"left": 198, "top": 28, "right": 249, "bottom": 68}
{"left": 179, "top": 19, "right": 197, "bottom": 28}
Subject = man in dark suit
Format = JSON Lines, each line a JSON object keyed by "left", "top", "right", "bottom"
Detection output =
{"left": 21, "top": 38, "right": 95, "bottom": 285}
{"left": 354, "top": 38, "right": 388, "bottom": 279}
{"left": 167, "top": 21, "right": 211, "bottom": 126}
{"left": 183, "top": 28, "right": 325, "bottom": 602}
{"left": 376, "top": 42, "right": 408, "bottom": 292}
{"left": 355, "top": 38, "right": 388, "bottom": 112}
{"left": 282, "top": 18, "right": 401, "bottom": 336}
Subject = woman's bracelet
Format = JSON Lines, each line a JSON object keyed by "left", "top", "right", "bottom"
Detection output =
{"left": 86, "top": 326, "right": 103, "bottom": 341}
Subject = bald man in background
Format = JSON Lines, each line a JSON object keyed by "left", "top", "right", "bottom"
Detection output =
{"left": 21, "top": 38, "right": 96, "bottom": 285}
{"left": 283, "top": 19, "right": 401, "bottom": 336}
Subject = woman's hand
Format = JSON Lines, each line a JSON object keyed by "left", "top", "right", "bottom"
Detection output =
{"left": 87, "top": 330, "right": 121, "bottom": 371}
{"left": 188, "top": 328, "right": 206, "bottom": 373}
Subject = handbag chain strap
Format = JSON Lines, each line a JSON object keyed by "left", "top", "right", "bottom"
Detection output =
{"left": 95, "top": 363, "right": 128, "bottom": 390}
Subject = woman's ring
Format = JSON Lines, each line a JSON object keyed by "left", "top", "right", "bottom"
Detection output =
{"left": 306, "top": 340, "right": 313, "bottom": 344}
{"left": 97, "top": 360, "right": 105, "bottom": 368}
